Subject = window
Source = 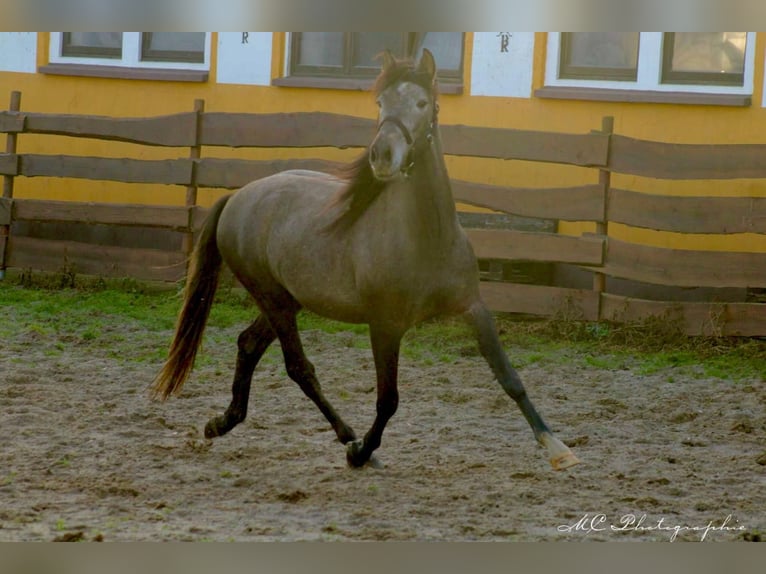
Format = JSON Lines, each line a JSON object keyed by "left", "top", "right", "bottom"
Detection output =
{"left": 662, "top": 32, "right": 746, "bottom": 86}
{"left": 62, "top": 33, "right": 123, "bottom": 59}
{"left": 44, "top": 32, "right": 209, "bottom": 81}
{"left": 559, "top": 33, "right": 639, "bottom": 81}
{"left": 280, "top": 32, "right": 464, "bottom": 91}
{"left": 542, "top": 32, "right": 755, "bottom": 105}
{"left": 140, "top": 33, "right": 206, "bottom": 64}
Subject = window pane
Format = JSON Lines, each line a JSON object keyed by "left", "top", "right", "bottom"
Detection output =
{"left": 669, "top": 32, "right": 746, "bottom": 74}
{"left": 141, "top": 32, "right": 205, "bottom": 63}
{"left": 144, "top": 32, "right": 205, "bottom": 54}
{"left": 419, "top": 32, "right": 462, "bottom": 71}
{"left": 298, "top": 32, "right": 344, "bottom": 67}
{"left": 353, "top": 33, "right": 404, "bottom": 68}
{"left": 63, "top": 32, "right": 122, "bottom": 58}
{"left": 566, "top": 33, "right": 638, "bottom": 70}
{"left": 290, "top": 32, "right": 464, "bottom": 82}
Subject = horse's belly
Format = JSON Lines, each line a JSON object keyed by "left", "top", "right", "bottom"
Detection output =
{"left": 288, "top": 284, "right": 368, "bottom": 324}
{"left": 274, "top": 251, "right": 368, "bottom": 324}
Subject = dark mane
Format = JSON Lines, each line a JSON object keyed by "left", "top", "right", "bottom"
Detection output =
{"left": 323, "top": 151, "right": 387, "bottom": 235}
{"left": 324, "top": 54, "right": 438, "bottom": 235}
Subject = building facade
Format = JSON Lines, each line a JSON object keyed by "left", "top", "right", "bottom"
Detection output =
{"left": 1, "top": 32, "right": 765, "bottom": 256}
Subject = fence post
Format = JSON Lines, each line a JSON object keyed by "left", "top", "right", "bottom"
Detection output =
{"left": 592, "top": 115, "right": 613, "bottom": 320}
{"left": 183, "top": 98, "right": 205, "bottom": 271}
{"left": 0, "top": 90, "right": 22, "bottom": 280}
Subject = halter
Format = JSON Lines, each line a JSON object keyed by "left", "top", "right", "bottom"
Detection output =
{"left": 376, "top": 101, "right": 439, "bottom": 178}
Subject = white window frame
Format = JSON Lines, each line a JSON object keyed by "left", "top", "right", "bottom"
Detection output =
{"left": 545, "top": 32, "right": 756, "bottom": 96}
{"left": 49, "top": 32, "right": 211, "bottom": 71}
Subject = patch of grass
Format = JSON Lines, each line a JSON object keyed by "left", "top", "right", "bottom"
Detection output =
{"left": 55, "top": 454, "right": 72, "bottom": 468}
{"left": 2, "top": 273, "right": 765, "bottom": 382}
{"left": 402, "top": 317, "right": 476, "bottom": 363}
{"left": 493, "top": 313, "right": 766, "bottom": 382}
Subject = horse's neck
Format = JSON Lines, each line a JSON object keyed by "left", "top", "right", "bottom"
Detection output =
{"left": 406, "top": 131, "right": 459, "bottom": 246}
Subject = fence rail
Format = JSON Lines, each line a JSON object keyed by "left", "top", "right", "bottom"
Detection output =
{"left": 1, "top": 90, "right": 765, "bottom": 336}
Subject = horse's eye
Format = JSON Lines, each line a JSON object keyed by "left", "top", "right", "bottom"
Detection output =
{"left": 376, "top": 99, "right": 382, "bottom": 108}
{"left": 417, "top": 100, "right": 428, "bottom": 109}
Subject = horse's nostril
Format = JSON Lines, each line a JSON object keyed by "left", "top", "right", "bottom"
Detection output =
{"left": 370, "top": 141, "right": 392, "bottom": 167}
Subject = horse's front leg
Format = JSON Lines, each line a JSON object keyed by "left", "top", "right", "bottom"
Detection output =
{"left": 346, "top": 325, "right": 403, "bottom": 468}
{"left": 465, "top": 301, "right": 580, "bottom": 470}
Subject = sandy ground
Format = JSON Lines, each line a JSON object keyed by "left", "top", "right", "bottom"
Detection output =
{"left": 1, "top": 323, "right": 764, "bottom": 542}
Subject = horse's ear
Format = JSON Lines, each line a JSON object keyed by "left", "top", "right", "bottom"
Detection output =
{"left": 416, "top": 48, "right": 437, "bottom": 83}
{"left": 378, "top": 49, "right": 396, "bottom": 72}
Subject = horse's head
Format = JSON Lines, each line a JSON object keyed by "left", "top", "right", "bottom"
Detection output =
{"left": 369, "top": 49, "right": 439, "bottom": 181}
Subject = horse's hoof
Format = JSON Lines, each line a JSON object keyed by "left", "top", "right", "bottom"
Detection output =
{"left": 204, "top": 417, "right": 224, "bottom": 439}
{"left": 346, "top": 439, "right": 367, "bottom": 468}
{"left": 540, "top": 432, "right": 581, "bottom": 471}
{"left": 346, "top": 440, "right": 384, "bottom": 469}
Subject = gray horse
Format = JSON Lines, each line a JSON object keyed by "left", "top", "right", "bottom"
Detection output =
{"left": 152, "top": 49, "right": 579, "bottom": 471}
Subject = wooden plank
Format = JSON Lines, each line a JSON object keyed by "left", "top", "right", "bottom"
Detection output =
{"left": 452, "top": 181, "right": 604, "bottom": 222}
{"left": 190, "top": 205, "right": 210, "bottom": 232}
{"left": 480, "top": 281, "right": 600, "bottom": 321}
{"left": 439, "top": 124, "right": 609, "bottom": 166}
{"left": 601, "top": 293, "right": 766, "bottom": 337}
{"left": 599, "top": 237, "right": 766, "bottom": 288}
{"left": 13, "top": 199, "right": 191, "bottom": 230}
{"left": 196, "top": 157, "right": 341, "bottom": 189}
{"left": 535, "top": 86, "right": 751, "bottom": 107}
{"left": 0, "top": 154, "right": 18, "bottom": 176}
{"left": 609, "top": 135, "right": 766, "bottom": 180}
{"left": 0, "top": 111, "right": 25, "bottom": 133}
{"left": 200, "top": 112, "right": 608, "bottom": 167}
{"left": 19, "top": 154, "right": 193, "bottom": 185}
{"left": 608, "top": 189, "right": 766, "bottom": 234}
{"left": 23, "top": 112, "right": 198, "bottom": 147}
{"left": 0, "top": 197, "right": 11, "bottom": 226}
{"left": 466, "top": 229, "right": 605, "bottom": 266}
{"left": 200, "top": 112, "right": 376, "bottom": 148}
{"left": 7, "top": 236, "right": 186, "bottom": 282}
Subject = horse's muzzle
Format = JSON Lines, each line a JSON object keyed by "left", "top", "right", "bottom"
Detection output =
{"left": 369, "top": 120, "right": 413, "bottom": 181}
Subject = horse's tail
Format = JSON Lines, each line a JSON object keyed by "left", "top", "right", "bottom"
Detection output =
{"left": 150, "top": 194, "right": 232, "bottom": 400}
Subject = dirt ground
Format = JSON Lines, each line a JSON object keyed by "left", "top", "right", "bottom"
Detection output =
{"left": 1, "top": 321, "right": 764, "bottom": 542}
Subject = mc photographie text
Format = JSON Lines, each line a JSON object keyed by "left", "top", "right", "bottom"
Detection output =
{"left": 557, "top": 513, "right": 746, "bottom": 542}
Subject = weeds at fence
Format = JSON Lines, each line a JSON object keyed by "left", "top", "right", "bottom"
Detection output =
{"left": 3, "top": 269, "right": 765, "bottom": 381}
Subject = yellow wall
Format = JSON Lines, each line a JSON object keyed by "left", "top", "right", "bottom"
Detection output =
{"left": 2, "top": 32, "right": 765, "bottom": 253}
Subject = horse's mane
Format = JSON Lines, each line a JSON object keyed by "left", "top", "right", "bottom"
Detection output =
{"left": 323, "top": 53, "right": 438, "bottom": 235}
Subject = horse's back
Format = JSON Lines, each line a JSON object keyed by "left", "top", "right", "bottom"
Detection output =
{"left": 221, "top": 169, "right": 342, "bottom": 229}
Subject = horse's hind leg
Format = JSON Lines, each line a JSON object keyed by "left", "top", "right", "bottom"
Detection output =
{"left": 204, "top": 315, "right": 276, "bottom": 438}
{"left": 466, "top": 302, "right": 580, "bottom": 470}
{"left": 264, "top": 307, "right": 357, "bottom": 445}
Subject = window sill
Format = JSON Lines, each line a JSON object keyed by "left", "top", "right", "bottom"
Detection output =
{"left": 273, "top": 75, "right": 464, "bottom": 94}
{"left": 535, "top": 86, "right": 751, "bottom": 107}
{"left": 39, "top": 63, "right": 209, "bottom": 83}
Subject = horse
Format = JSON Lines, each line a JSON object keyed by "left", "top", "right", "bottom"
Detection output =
{"left": 151, "top": 49, "right": 579, "bottom": 471}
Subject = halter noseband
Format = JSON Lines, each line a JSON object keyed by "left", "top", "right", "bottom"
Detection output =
{"left": 376, "top": 101, "right": 439, "bottom": 178}
{"left": 378, "top": 116, "right": 415, "bottom": 145}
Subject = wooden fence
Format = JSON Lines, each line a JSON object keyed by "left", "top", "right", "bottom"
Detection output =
{"left": 1, "top": 90, "right": 765, "bottom": 336}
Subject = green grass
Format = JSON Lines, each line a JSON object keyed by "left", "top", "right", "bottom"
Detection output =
{"left": 1, "top": 272, "right": 765, "bottom": 382}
